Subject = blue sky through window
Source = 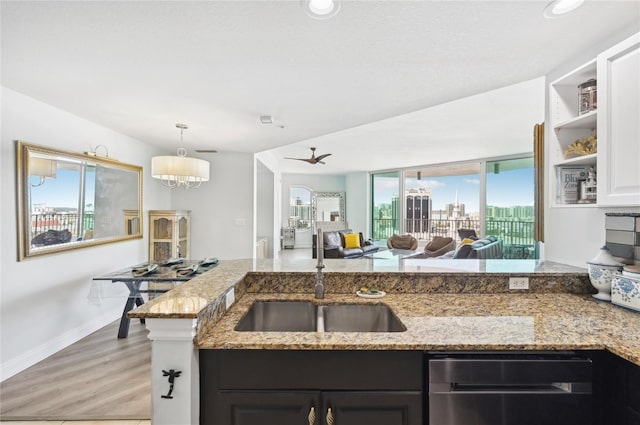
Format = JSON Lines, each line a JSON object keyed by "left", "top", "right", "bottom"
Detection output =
{"left": 374, "top": 167, "right": 533, "bottom": 214}
{"left": 30, "top": 168, "right": 96, "bottom": 210}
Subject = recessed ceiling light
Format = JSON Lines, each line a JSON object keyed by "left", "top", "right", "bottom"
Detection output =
{"left": 302, "top": 0, "right": 341, "bottom": 20}
{"left": 543, "top": 0, "right": 584, "bottom": 19}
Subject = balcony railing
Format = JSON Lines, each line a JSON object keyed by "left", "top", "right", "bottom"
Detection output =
{"left": 372, "top": 218, "right": 536, "bottom": 259}
{"left": 31, "top": 213, "right": 94, "bottom": 240}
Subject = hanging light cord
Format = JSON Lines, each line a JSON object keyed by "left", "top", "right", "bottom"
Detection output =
{"left": 176, "top": 124, "right": 188, "bottom": 158}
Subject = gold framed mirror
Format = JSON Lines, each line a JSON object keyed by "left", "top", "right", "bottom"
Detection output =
{"left": 16, "top": 141, "right": 143, "bottom": 260}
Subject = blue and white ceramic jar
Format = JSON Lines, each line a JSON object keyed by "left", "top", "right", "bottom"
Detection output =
{"left": 587, "top": 246, "right": 623, "bottom": 301}
{"left": 612, "top": 271, "right": 640, "bottom": 312}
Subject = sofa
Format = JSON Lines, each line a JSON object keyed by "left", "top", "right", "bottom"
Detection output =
{"left": 447, "top": 235, "right": 503, "bottom": 259}
{"left": 321, "top": 229, "right": 379, "bottom": 259}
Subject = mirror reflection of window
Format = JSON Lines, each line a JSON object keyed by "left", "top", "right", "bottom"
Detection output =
{"left": 316, "top": 197, "right": 342, "bottom": 221}
{"left": 289, "top": 186, "right": 311, "bottom": 230}
{"left": 18, "top": 141, "right": 143, "bottom": 260}
{"left": 29, "top": 158, "right": 84, "bottom": 246}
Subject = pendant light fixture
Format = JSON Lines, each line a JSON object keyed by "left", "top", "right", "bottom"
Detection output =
{"left": 151, "top": 124, "right": 210, "bottom": 189}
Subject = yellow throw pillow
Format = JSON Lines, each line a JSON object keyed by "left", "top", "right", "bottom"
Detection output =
{"left": 343, "top": 233, "right": 361, "bottom": 249}
{"left": 453, "top": 238, "right": 475, "bottom": 259}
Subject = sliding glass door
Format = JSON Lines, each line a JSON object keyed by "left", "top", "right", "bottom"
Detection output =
{"left": 485, "top": 157, "right": 535, "bottom": 259}
{"left": 371, "top": 172, "right": 400, "bottom": 241}
{"left": 404, "top": 163, "right": 481, "bottom": 242}
{"left": 370, "top": 155, "right": 536, "bottom": 258}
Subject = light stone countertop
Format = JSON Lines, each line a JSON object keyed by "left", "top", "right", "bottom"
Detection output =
{"left": 129, "top": 258, "right": 590, "bottom": 319}
{"left": 128, "top": 258, "right": 640, "bottom": 365}
{"left": 199, "top": 292, "right": 640, "bottom": 366}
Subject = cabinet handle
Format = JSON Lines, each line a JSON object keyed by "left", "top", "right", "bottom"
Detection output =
{"left": 308, "top": 406, "right": 316, "bottom": 425}
{"left": 326, "top": 407, "right": 334, "bottom": 425}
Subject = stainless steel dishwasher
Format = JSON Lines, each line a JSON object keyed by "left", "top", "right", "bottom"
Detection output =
{"left": 428, "top": 352, "right": 594, "bottom": 425}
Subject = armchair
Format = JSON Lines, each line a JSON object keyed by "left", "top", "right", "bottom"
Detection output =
{"left": 422, "top": 236, "right": 455, "bottom": 258}
{"left": 387, "top": 234, "right": 418, "bottom": 250}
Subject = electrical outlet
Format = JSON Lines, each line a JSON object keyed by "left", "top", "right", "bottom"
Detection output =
{"left": 509, "top": 277, "right": 529, "bottom": 290}
{"left": 225, "top": 288, "right": 235, "bottom": 309}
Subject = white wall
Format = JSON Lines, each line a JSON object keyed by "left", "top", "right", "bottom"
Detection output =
{"left": 256, "top": 159, "right": 275, "bottom": 258}
{"left": 281, "top": 173, "right": 346, "bottom": 248}
{"left": 544, "top": 26, "right": 640, "bottom": 268}
{"left": 0, "top": 87, "right": 169, "bottom": 380}
{"left": 170, "top": 151, "right": 255, "bottom": 261}
{"left": 345, "top": 172, "right": 371, "bottom": 238}
{"left": 255, "top": 151, "right": 283, "bottom": 258}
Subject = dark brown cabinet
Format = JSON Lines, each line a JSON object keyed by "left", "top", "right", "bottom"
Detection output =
{"left": 201, "top": 350, "right": 423, "bottom": 425}
{"left": 215, "top": 390, "right": 421, "bottom": 425}
{"left": 323, "top": 391, "right": 422, "bottom": 425}
{"left": 201, "top": 348, "right": 640, "bottom": 425}
{"left": 601, "top": 351, "right": 640, "bottom": 425}
{"left": 216, "top": 391, "right": 315, "bottom": 425}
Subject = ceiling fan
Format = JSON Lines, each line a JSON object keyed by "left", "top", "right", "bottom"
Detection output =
{"left": 285, "top": 147, "right": 332, "bottom": 165}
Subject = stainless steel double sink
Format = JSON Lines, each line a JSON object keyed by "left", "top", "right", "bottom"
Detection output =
{"left": 235, "top": 301, "right": 406, "bottom": 333}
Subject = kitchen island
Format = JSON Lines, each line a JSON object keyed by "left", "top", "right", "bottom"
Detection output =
{"left": 129, "top": 258, "right": 640, "bottom": 425}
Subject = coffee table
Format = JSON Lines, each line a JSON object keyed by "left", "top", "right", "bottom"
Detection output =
{"left": 363, "top": 249, "right": 420, "bottom": 259}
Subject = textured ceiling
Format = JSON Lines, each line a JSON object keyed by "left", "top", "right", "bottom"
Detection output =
{"left": 2, "top": 1, "right": 639, "bottom": 174}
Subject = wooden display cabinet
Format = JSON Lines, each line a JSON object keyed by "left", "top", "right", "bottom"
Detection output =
{"left": 148, "top": 210, "right": 191, "bottom": 262}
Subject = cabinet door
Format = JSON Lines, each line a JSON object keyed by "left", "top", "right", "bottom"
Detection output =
{"left": 213, "top": 391, "right": 318, "bottom": 425}
{"left": 628, "top": 357, "right": 640, "bottom": 425}
{"left": 597, "top": 32, "right": 640, "bottom": 206}
{"left": 601, "top": 351, "right": 640, "bottom": 425}
{"left": 322, "top": 391, "right": 422, "bottom": 425}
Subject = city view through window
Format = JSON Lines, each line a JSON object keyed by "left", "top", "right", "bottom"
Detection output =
{"left": 372, "top": 157, "right": 536, "bottom": 259}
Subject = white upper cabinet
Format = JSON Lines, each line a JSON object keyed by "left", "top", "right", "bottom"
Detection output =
{"left": 548, "top": 32, "right": 640, "bottom": 208}
{"left": 597, "top": 32, "right": 640, "bottom": 206}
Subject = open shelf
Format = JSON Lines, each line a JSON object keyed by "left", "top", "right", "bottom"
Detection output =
{"left": 551, "top": 59, "right": 596, "bottom": 87}
{"left": 554, "top": 153, "right": 597, "bottom": 167}
{"left": 554, "top": 110, "right": 597, "bottom": 131}
{"left": 549, "top": 58, "right": 599, "bottom": 208}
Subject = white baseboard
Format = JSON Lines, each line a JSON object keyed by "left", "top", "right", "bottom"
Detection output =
{"left": 0, "top": 311, "right": 121, "bottom": 382}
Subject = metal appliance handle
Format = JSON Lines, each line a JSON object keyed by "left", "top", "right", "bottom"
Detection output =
{"left": 448, "top": 382, "right": 591, "bottom": 394}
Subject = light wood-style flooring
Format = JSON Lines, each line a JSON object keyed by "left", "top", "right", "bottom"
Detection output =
{"left": 0, "top": 320, "right": 150, "bottom": 421}
{"left": 2, "top": 248, "right": 315, "bottom": 423}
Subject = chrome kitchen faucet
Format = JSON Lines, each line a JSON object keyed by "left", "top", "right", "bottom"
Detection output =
{"left": 315, "top": 228, "right": 325, "bottom": 299}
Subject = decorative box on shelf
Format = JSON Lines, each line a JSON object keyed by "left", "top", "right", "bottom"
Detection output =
{"left": 557, "top": 166, "right": 588, "bottom": 204}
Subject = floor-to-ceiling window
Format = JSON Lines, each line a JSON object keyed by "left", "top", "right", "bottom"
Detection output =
{"left": 486, "top": 157, "right": 535, "bottom": 258}
{"left": 371, "top": 155, "right": 536, "bottom": 258}
{"left": 371, "top": 172, "right": 400, "bottom": 240}
{"left": 404, "top": 163, "right": 481, "bottom": 242}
